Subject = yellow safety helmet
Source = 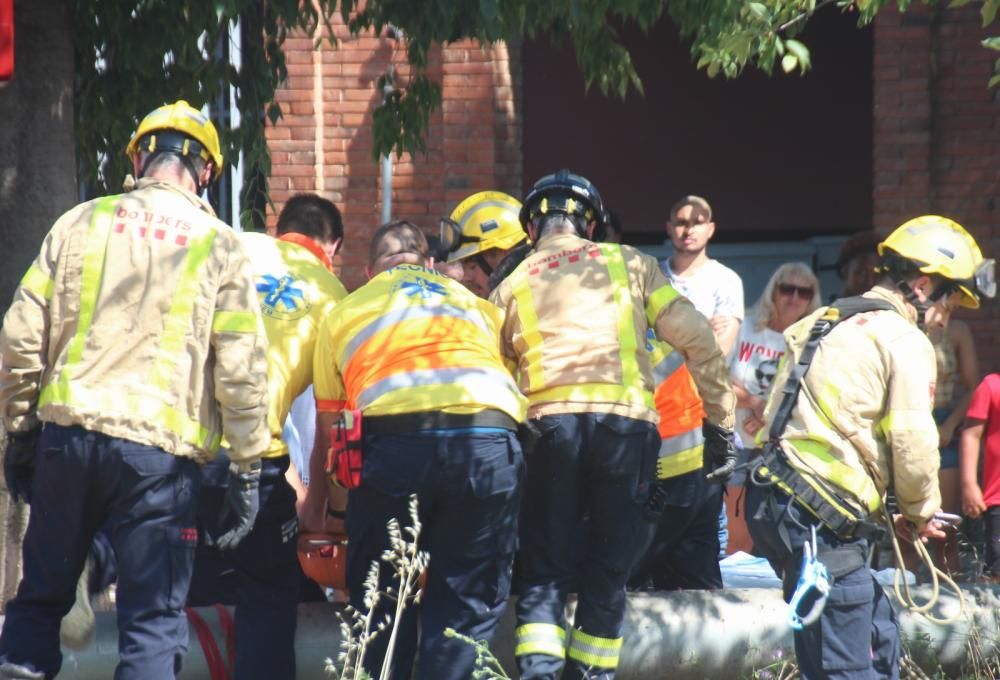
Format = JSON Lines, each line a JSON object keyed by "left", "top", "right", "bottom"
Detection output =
{"left": 440, "top": 191, "right": 526, "bottom": 263}
{"left": 126, "top": 100, "right": 224, "bottom": 179}
{"left": 878, "top": 215, "right": 995, "bottom": 309}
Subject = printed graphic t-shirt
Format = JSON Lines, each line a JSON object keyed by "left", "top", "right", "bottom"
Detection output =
{"left": 729, "top": 319, "right": 787, "bottom": 446}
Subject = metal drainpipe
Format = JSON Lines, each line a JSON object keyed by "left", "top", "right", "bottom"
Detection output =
{"left": 378, "top": 66, "right": 396, "bottom": 226}
{"left": 42, "top": 585, "right": 1000, "bottom": 679}
{"left": 380, "top": 151, "right": 392, "bottom": 225}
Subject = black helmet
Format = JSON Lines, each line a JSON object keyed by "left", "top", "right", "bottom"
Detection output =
{"left": 519, "top": 169, "right": 607, "bottom": 239}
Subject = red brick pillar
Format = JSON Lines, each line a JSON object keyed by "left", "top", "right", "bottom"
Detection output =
{"left": 874, "top": 4, "right": 1000, "bottom": 371}
{"left": 873, "top": 4, "right": 934, "bottom": 229}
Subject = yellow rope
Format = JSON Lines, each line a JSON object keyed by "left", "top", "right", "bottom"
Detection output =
{"left": 882, "top": 508, "right": 965, "bottom": 626}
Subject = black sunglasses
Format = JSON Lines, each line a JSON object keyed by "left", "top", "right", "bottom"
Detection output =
{"left": 776, "top": 283, "right": 814, "bottom": 300}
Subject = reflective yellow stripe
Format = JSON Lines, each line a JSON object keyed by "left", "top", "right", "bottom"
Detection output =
{"left": 567, "top": 628, "right": 623, "bottom": 669}
{"left": 658, "top": 444, "right": 704, "bottom": 479}
{"left": 61, "top": 196, "right": 118, "bottom": 382}
{"left": 879, "top": 409, "right": 937, "bottom": 436}
{"left": 529, "top": 382, "right": 654, "bottom": 411}
{"left": 813, "top": 381, "right": 841, "bottom": 431}
{"left": 149, "top": 231, "right": 218, "bottom": 394}
{"left": 511, "top": 273, "right": 545, "bottom": 393}
{"left": 602, "top": 244, "right": 642, "bottom": 401}
{"left": 20, "top": 264, "right": 53, "bottom": 300}
{"left": 515, "top": 623, "right": 566, "bottom": 659}
{"left": 659, "top": 426, "right": 704, "bottom": 457}
{"left": 211, "top": 310, "right": 258, "bottom": 334}
{"left": 787, "top": 439, "right": 882, "bottom": 514}
{"left": 657, "top": 428, "right": 705, "bottom": 479}
{"left": 39, "top": 379, "right": 222, "bottom": 452}
{"left": 356, "top": 370, "right": 526, "bottom": 421}
{"left": 645, "top": 283, "right": 680, "bottom": 326}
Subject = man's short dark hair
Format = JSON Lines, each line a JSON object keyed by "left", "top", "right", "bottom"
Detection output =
{"left": 368, "top": 220, "right": 428, "bottom": 267}
{"left": 669, "top": 195, "right": 713, "bottom": 222}
{"left": 276, "top": 193, "right": 344, "bottom": 244}
{"left": 835, "top": 230, "right": 882, "bottom": 278}
{"left": 606, "top": 209, "right": 623, "bottom": 241}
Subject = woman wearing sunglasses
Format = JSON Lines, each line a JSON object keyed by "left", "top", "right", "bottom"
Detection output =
{"left": 723, "top": 263, "right": 821, "bottom": 552}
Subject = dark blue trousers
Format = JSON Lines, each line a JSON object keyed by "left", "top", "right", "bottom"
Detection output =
{"left": 346, "top": 428, "right": 523, "bottom": 680}
{"left": 0, "top": 424, "right": 200, "bottom": 680}
{"left": 628, "top": 462, "right": 724, "bottom": 591}
{"left": 515, "top": 413, "right": 659, "bottom": 680}
{"left": 746, "top": 483, "right": 900, "bottom": 680}
{"left": 186, "top": 454, "right": 300, "bottom": 680}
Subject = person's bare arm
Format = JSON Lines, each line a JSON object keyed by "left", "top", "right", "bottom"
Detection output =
{"left": 710, "top": 315, "right": 740, "bottom": 357}
{"left": 300, "top": 411, "right": 345, "bottom": 532}
{"left": 286, "top": 460, "right": 307, "bottom": 511}
{"left": 733, "top": 381, "right": 765, "bottom": 417}
{"left": 960, "top": 420, "right": 987, "bottom": 518}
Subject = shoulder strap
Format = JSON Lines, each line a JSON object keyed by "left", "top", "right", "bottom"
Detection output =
{"left": 767, "top": 296, "right": 897, "bottom": 442}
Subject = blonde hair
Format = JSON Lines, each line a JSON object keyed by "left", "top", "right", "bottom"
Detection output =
{"left": 751, "top": 262, "right": 822, "bottom": 331}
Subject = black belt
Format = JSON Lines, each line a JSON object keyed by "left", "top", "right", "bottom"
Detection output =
{"left": 365, "top": 409, "right": 518, "bottom": 436}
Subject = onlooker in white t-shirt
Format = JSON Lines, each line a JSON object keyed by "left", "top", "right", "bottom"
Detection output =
{"left": 730, "top": 262, "right": 822, "bottom": 446}
{"left": 659, "top": 195, "right": 744, "bottom": 557}
{"left": 659, "top": 196, "right": 744, "bottom": 358}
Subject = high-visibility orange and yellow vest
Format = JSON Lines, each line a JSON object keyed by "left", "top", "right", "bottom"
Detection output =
{"left": 241, "top": 231, "right": 348, "bottom": 458}
{"left": 647, "top": 329, "right": 706, "bottom": 480}
{"left": 313, "top": 263, "right": 526, "bottom": 421}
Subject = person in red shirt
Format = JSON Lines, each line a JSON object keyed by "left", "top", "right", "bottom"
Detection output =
{"left": 960, "top": 373, "right": 1000, "bottom": 582}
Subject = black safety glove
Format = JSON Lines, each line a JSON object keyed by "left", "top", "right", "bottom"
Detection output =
{"left": 4, "top": 429, "right": 40, "bottom": 504}
{"left": 207, "top": 460, "right": 261, "bottom": 550}
{"left": 703, "top": 421, "right": 738, "bottom": 484}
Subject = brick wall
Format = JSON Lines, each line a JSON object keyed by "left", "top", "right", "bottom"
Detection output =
{"left": 265, "top": 17, "right": 522, "bottom": 290}
{"left": 874, "top": 4, "right": 1000, "bottom": 372}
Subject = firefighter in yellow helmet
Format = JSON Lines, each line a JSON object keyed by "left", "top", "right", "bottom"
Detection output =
{"left": 440, "top": 190, "right": 529, "bottom": 297}
{"left": 745, "top": 215, "right": 994, "bottom": 678}
{"left": 126, "top": 99, "right": 224, "bottom": 191}
{"left": 0, "top": 100, "right": 268, "bottom": 679}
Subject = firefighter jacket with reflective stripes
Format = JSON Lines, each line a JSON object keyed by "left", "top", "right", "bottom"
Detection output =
{"left": 647, "top": 330, "right": 706, "bottom": 479}
{"left": 313, "top": 263, "right": 527, "bottom": 421}
{"left": 760, "top": 284, "right": 941, "bottom": 525}
{"left": 0, "top": 179, "right": 270, "bottom": 464}
{"left": 242, "top": 231, "right": 348, "bottom": 458}
{"left": 489, "top": 233, "right": 734, "bottom": 429}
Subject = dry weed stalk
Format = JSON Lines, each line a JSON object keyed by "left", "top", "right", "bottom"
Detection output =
{"left": 325, "top": 495, "right": 429, "bottom": 680}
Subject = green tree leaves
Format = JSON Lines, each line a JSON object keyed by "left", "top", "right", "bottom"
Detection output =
{"left": 70, "top": 0, "right": 1000, "bottom": 228}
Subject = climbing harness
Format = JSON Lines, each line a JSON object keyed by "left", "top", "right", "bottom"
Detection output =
{"left": 749, "top": 295, "right": 965, "bottom": 626}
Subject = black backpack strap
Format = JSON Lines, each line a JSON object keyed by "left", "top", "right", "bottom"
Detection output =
{"left": 767, "top": 296, "right": 897, "bottom": 442}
